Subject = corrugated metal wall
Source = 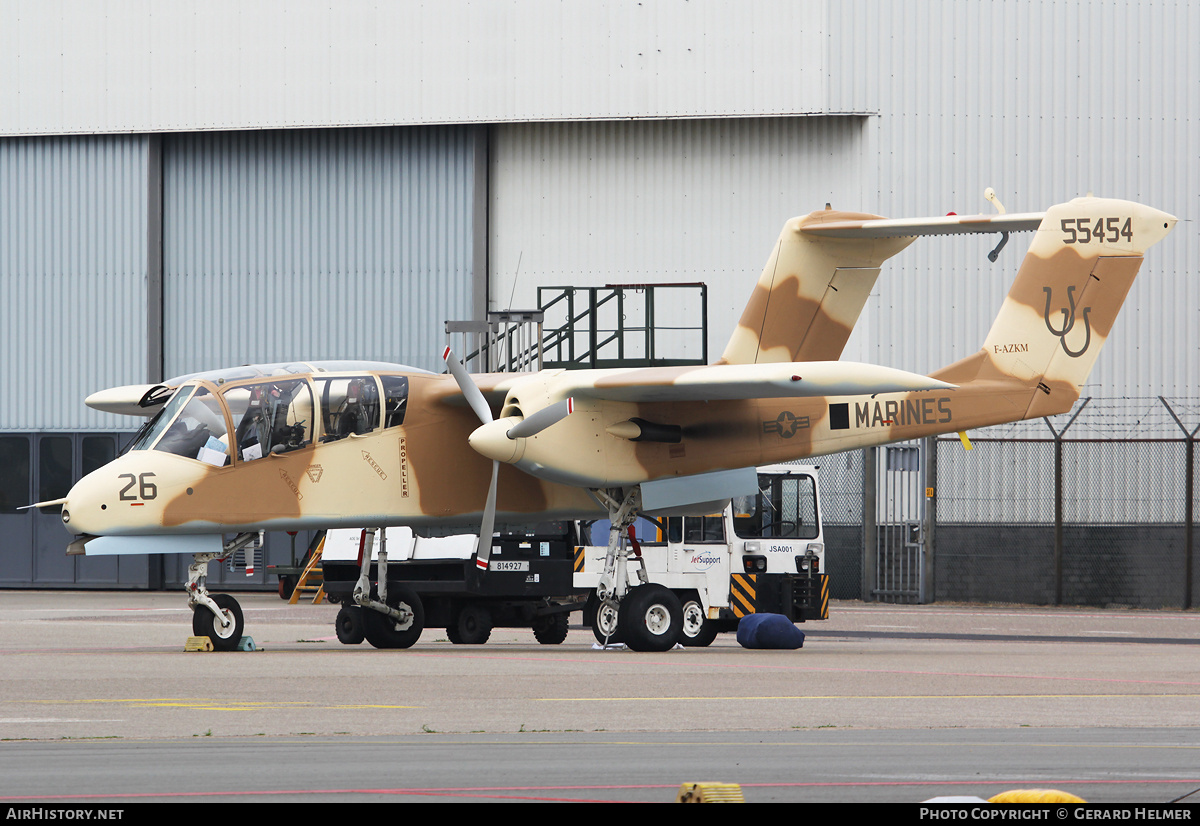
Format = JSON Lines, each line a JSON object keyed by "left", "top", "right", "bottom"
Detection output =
{"left": 0, "top": 135, "right": 148, "bottom": 430}
{"left": 489, "top": 116, "right": 868, "bottom": 361}
{"left": 827, "top": 0, "right": 1199, "bottom": 416}
{"left": 163, "top": 127, "right": 476, "bottom": 376}
{"left": 1, "top": 0, "right": 838, "bottom": 135}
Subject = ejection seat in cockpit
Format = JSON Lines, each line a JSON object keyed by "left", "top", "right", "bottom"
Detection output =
{"left": 333, "top": 378, "right": 377, "bottom": 440}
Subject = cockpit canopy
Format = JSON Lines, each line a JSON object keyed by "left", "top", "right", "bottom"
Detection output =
{"left": 127, "top": 363, "right": 419, "bottom": 466}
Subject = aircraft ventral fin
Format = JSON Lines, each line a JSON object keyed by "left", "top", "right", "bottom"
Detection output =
{"left": 801, "top": 211, "right": 1045, "bottom": 239}
{"left": 568, "top": 362, "right": 956, "bottom": 403}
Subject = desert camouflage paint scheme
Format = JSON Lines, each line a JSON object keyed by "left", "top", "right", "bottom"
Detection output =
{"left": 58, "top": 197, "right": 1175, "bottom": 543}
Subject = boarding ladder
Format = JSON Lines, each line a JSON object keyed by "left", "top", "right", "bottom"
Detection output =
{"left": 288, "top": 536, "right": 326, "bottom": 604}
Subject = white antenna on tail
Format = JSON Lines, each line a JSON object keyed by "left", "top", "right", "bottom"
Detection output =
{"left": 984, "top": 187, "right": 1010, "bottom": 262}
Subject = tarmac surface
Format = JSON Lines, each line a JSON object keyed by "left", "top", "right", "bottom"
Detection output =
{"left": 1, "top": 590, "right": 1199, "bottom": 803}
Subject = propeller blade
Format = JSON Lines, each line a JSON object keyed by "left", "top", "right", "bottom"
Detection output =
{"left": 505, "top": 397, "right": 574, "bottom": 440}
{"left": 442, "top": 346, "right": 493, "bottom": 425}
{"left": 475, "top": 459, "right": 500, "bottom": 571}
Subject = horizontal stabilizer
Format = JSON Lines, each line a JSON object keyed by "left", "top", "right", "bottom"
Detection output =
{"left": 801, "top": 212, "right": 1044, "bottom": 239}
{"left": 575, "top": 361, "right": 956, "bottom": 403}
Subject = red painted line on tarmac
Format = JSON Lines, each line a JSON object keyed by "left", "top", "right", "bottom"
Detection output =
{"left": 0, "top": 785, "right": 666, "bottom": 803}
{"left": 834, "top": 605, "right": 1200, "bottom": 622}
{"left": 376, "top": 649, "right": 1200, "bottom": 689}
{"left": 4, "top": 645, "right": 1200, "bottom": 691}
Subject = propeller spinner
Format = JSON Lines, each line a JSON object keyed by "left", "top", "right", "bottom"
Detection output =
{"left": 442, "top": 348, "right": 575, "bottom": 572}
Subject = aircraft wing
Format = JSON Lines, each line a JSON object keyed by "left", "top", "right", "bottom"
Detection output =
{"left": 563, "top": 361, "right": 955, "bottom": 403}
{"left": 800, "top": 211, "right": 1044, "bottom": 239}
{"left": 84, "top": 384, "right": 174, "bottom": 416}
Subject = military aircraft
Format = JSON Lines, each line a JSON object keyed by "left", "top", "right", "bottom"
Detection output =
{"left": 36, "top": 195, "right": 1176, "bottom": 650}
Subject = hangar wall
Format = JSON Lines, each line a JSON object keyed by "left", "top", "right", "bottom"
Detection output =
{"left": 827, "top": 0, "right": 1200, "bottom": 418}
{"left": 0, "top": 0, "right": 842, "bottom": 134}
{"left": 0, "top": 135, "right": 149, "bottom": 432}
{"left": 162, "top": 127, "right": 478, "bottom": 377}
{"left": 0, "top": 125, "right": 483, "bottom": 431}
{"left": 489, "top": 116, "right": 869, "bottom": 362}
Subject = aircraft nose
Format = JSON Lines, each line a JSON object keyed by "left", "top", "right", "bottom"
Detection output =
{"left": 60, "top": 470, "right": 113, "bottom": 535}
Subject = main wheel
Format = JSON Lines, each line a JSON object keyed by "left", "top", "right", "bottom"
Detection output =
{"left": 591, "top": 595, "right": 623, "bottom": 645}
{"left": 618, "top": 584, "right": 683, "bottom": 652}
{"left": 361, "top": 584, "right": 425, "bottom": 649}
{"left": 532, "top": 613, "right": 569, "bottom": 645}
{"left": 335, "top": 605, "right": 365, "bottom": 645}
{"left": 452, "top": 604, "right": 493, "bottom": 645}
{"left": 191, "top": 594, "right": 244, "bottom": 652}
{"left": 679, "top": 595, "right": 719, "bottom": 647}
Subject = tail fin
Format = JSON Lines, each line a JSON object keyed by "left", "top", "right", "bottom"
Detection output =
{"left": 718, "top": 209, "right": 916, "bottom": 365}
{"left": 933, "top": 197, "right": 1177, "bottom": 419}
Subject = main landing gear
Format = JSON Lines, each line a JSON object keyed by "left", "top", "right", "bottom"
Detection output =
{"left": 589, "top": 488, "right": 686, "bottom": 652}
{"left": 350, "top": 528, "right": 426, "bottom": 649}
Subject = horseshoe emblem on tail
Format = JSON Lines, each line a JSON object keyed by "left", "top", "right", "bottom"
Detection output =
{"left": 1043, "top": 285, "right": 1092, "bottom": 358}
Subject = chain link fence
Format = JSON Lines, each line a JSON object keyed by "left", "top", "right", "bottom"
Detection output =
{"left": 824, "top": 397, "right": 1200, "bottom": 608}
{"left": 813, "top": 449, "right": 865, "bottom": 600}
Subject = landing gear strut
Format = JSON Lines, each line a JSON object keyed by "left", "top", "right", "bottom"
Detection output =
{"left": 589, "top": 488, "right": 683, "bottom": 651}
{"left": 185, "top": 532, "right": 259, "bottom": 651}
{"left": 351, "top": 528, "right": 426, "bottom": 649}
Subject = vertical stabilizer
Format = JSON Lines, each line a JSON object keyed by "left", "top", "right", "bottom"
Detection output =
{"left": 933, "top": 197, "right": 1177, "bottom": 419}
{"left": 719, "top": 210, "right": 915, "bottom": 365}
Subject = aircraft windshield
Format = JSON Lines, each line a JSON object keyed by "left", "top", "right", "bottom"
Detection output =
{"left": 123, "top": 371, "right": 408, "bottom": 464}
{"left": 732, "top": 473, "right": 819, "bottom": 540}
{"left": 128, "top": 385, "right": 232, "bottom": 466}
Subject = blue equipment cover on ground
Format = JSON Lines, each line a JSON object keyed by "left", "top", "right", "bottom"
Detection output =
{"left": 736, "top": 613, "right": 805, "bottom": 649}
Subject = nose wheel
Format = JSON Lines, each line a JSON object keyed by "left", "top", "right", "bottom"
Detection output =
{"left": 191, "top": 593, "right": 244, "bottom": 651}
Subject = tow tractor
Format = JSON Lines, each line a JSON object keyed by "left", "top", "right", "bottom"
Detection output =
{"left": 575, "top": 464, "right": 827, "bottom": 650}
{"left": 319, "top": 522, "right": 586, "bottom": 647}
{"left": 317, "top": 464, "right": 825, "bottom": 651}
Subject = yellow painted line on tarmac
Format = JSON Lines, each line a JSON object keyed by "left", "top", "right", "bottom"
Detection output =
{"left": 328, "top": 704, "right": 423, "bottom": 710}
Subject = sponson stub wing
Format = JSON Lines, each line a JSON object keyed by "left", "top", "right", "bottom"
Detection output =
{"left": 554, "top": 361, "right": 955, "bottom": 403}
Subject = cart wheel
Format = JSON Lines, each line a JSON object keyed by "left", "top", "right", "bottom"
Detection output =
{"left": 335, "top": 605, "right": 365, "bottom": 645}
{"left": 453, "top": 605, "right": 493, "bottom": 645}
{"left": 679, "top": 596, "right": 719, "bottom": 647}
{"left": 532, "top": 613, "right": 569, "bottom": 645}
